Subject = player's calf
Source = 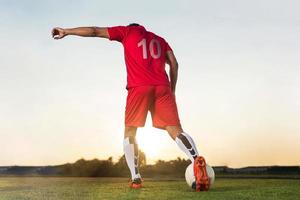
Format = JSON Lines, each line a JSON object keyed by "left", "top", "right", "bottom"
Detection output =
{"left": 123, "top": 135, "right": 142, "bottom": 184}
{"left": 174, "top": 132, "right": 199, "bottom": 161}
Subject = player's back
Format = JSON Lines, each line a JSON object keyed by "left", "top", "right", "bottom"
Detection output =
{"left": 108, "top": 25, "right": 171, "bottom": 89}
{"left": 124, "top": 26, "right": 167, "bottom": 69}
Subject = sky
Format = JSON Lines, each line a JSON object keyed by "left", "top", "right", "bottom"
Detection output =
{"left": 0, "top": 0, "right": 299, "bottom": 167}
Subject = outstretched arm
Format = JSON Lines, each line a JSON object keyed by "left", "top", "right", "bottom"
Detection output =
{"left": 166, "top": 50, "right": 179, "bottom": 95}
{"left": 52, "top": 27, "right": 109, "bottom": 39}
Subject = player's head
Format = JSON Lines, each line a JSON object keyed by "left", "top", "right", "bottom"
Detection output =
{"left": 127, "top": 23, "right": 141, "bottom": 27}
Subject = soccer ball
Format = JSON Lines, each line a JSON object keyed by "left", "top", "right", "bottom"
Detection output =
{"left": 185, "top": 163, "right": 215, "bottom": 189}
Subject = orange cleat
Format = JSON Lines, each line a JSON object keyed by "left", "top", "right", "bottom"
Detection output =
{"left": 129, "top": 178, "right": 142, "bottom": 189}
{"left": 194, "top": 156, "right": 210, "bottom": 192}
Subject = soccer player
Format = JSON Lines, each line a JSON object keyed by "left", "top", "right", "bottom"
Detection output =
{"left": 52, "top": 24, "right": 209, "bottom": 191}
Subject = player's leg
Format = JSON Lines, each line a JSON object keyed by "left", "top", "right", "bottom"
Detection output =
{"left": 124, "top": 86, "right": 154, "bottom": 188}
{"left": 150, "top": 86, "right": 199, "bottom": 161}
{"left": 123, "top": 126, "right": 142, "bottom": 188}
{"left": 152, "top": 86, "right": 209, "bottom": 191}
{"left": 165, "top": 125, "right": 199, "bottom": 161}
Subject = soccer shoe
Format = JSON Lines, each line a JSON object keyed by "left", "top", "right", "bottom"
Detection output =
{"left": 194, "top": 156, "right": 209, "bottom": 192}
{"left": 129, "top": 178, "right": 142, "bottom": 189}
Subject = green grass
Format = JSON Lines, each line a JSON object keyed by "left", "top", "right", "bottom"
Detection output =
{"left": 0, "top": 177, "right": 299, "bottom": 200}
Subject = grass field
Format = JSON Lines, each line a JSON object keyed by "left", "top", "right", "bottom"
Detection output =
{"left": 0, "top": 177, "right": 299, "bottom": 200}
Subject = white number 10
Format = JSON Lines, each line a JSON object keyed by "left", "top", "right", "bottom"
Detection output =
{"left": 138, "top": 38, "right": 161, "bottom": 59}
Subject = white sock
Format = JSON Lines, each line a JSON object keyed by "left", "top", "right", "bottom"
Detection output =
{"left": 175, "top": 132, "right": 199, "bottom": 161}
{"left": 123, "top": 136, "right": 141, "bottom": 180}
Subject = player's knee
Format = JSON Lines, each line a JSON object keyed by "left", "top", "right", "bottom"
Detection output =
{"left": 124, "top": 126, "right": 137, "bottom": 138}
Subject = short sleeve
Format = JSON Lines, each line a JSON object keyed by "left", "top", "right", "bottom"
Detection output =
{"left": 107, "top": 26, "right": 127, "bottom": 42}
{"left": 165, "top": 41, "right": 173, "bottom": 52}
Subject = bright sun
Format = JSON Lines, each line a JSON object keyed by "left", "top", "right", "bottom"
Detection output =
{"left": 136, "top": 125, "right": 168, "bottom": 163}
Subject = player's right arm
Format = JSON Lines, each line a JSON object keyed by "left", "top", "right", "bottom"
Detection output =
{"left": 52, "top": 27, "right": 109, "bottom": 39}
{"left": 166, "top": 50, "right": 179, "bottom": 95}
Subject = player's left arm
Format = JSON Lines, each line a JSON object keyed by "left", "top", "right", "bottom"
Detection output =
{"left": 166, "top": 50, "right": 179, "bottom": 95}
{"left": 52, "top": 27, "right": 109, "bottom": 39}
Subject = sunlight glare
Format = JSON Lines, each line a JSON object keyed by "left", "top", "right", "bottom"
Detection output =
{"left": 136, "top": 122, "right": 170, "bottom": 163}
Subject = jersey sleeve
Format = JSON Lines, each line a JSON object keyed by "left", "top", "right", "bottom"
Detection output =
{"left": 165, "top": 41, "right": 173, "bottom": 52}
{"left": 107, "top": 26, "right": 127, "bottom": 42}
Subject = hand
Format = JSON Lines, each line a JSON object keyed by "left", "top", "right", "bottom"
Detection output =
{"left": 52, "top": 27, "right": 66, "bottom": 39}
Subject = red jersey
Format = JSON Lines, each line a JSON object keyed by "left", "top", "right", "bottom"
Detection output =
{"left": 107, "top": 25, "right": 172, "bottom": 89}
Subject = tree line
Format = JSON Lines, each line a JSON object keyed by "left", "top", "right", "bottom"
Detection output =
{"left": 57, "top": 150, "right": 190, "bottom": 177}
{"left": 1, "top": 151, "right": 299, "bottom": 178}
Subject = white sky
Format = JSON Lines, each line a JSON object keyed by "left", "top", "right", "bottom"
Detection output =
{"left": 0, "top": 0, "right": 299, "bottom": 167}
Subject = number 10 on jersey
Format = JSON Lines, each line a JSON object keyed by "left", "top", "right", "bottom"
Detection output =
{"left": 138, "top": 38, "right": 161, "bottom": 59}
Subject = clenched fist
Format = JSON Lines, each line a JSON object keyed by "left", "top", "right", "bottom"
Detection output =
{"left": 52, "top": 27, "right": 66, "bottom": 39}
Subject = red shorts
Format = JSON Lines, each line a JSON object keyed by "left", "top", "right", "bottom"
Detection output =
{"left": 125, "top": 85, "right": 181, "bottom": 129}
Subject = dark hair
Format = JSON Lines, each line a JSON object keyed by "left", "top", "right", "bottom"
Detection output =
{"left": 127, "top": 23, "right": 140, "bottom": 27}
